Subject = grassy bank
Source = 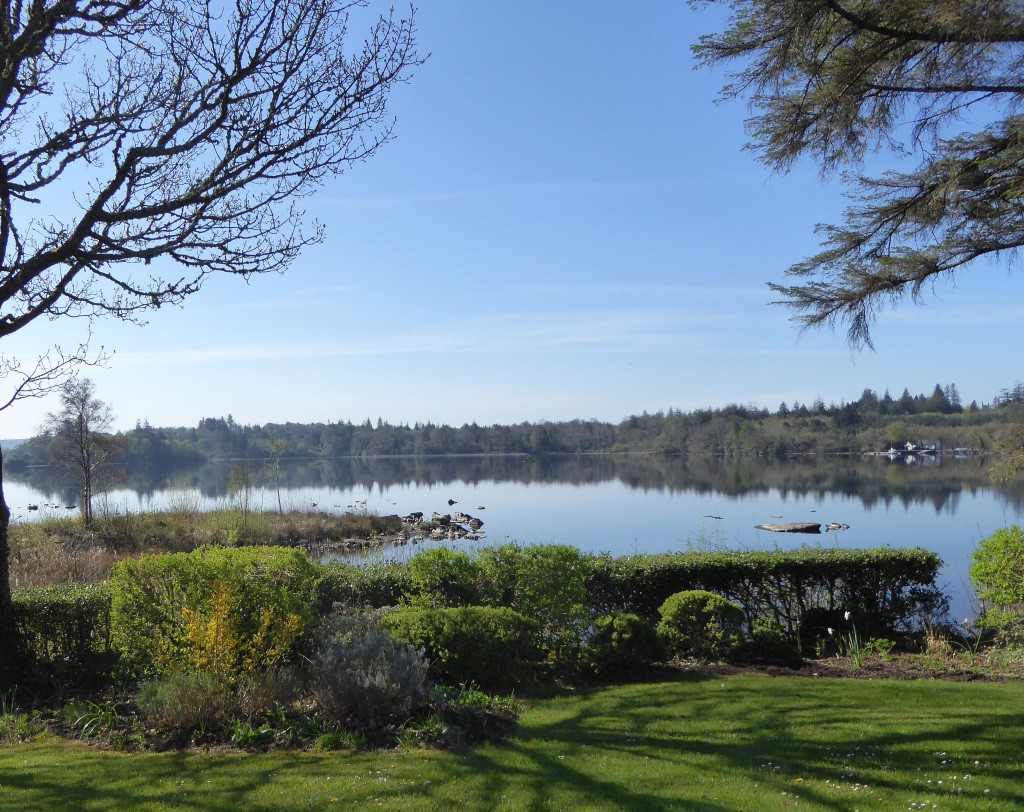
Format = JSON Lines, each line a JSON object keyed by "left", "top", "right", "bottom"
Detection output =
{"left": 8, "top": 509, "right": 404, "bottom": 588}
{"left": 3, "top": 672, "right": 1022, "bottom": 810}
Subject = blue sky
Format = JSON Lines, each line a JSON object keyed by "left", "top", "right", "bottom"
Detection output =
{"left": 5, "top": 1, "right": 1024, "bottom": 438}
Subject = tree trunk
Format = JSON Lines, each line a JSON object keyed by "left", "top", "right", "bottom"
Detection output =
{"left": 0, "top": 445, "right": 21, "bottom": 686}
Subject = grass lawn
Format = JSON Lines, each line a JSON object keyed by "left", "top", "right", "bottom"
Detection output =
{"left": 2, "top": 672, "right": 1022, "bottom": 810}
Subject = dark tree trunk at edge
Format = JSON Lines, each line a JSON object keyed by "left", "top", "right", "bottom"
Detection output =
{"left": 0, "top": 445, "right": 21, "bottom": 686}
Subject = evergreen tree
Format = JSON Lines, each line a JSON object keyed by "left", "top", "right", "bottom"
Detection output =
{"left": 694, "top": 0, "right": 1024, "bottom": 347}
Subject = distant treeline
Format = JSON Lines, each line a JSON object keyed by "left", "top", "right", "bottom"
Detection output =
{"left": 6, "top": 382, "right": 1024, "bottom": 470}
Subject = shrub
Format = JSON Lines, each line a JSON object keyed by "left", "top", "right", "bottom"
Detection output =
{"left": 109, "top": 545, "right": 318, "bottom": 679}
{"left": 733, "top": 617, "right": 802, "bottom": 667}
{"left": 971, "top": 525, "right": 1024, "bottom": 641}
{"left": 478, "top": 544, "right": 592, "bottom": 662}
{"left": 657, "top": 590, "right": 744, "bottom": 661}
{"left": 309, "top": 609, "right": 428, "bottom": 728}
{"left": 407, "top": 547, "right": 482, "bottom": 608}
{"left": 316, "top": 560, "right": 412, "bottom": 610}
{"left": 136, "top": 670, "right": 232, "bottom": 733}
{"left": 384, "top": 605, "right": 540, "bottom": 692}
{"left": 583, "top": 612, "right": 663, "bottom": 676}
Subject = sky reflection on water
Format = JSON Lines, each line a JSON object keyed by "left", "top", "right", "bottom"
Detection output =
{"left": 8, "top": 455, "right": 1022, "bottom": 621}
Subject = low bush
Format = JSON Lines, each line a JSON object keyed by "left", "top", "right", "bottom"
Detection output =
{"left": 383, "top": 605, "right": 540, "bottom": 692}
{"left": 583, "top": 612, "right": 663, "bottom": 677}
{"left": 657, "top": 590, "right": 744, "bottom": 661}
{"left": 136, "top": 670, "right": 232, "bottom": 734}
{"left": 309, "top": 609, "right": 429, "bottom": 728}
{"left": 733, "top": 617, "right": 802, "bottom": 667}
{"left": 407, "top": 547, "right": 482, "bottom": 608}
{"left": 316, "top": 560, "right": 412, "bottom": 610}
{"left": 477, "top": 544, "right": 591, "bottom": 662}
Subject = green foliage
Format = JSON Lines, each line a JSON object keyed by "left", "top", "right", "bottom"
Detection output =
{"left": 733, "top": 617, "right": 801, "bottom": 667}
{"left": 69, "top": 700, "right": 119, "bottom": 740}
{"left": 12, "top": 381, "right": 1016, "bottom": 462}
{"left": 971, "top": 525, "right": 1024, "bottom": 639}
{"left": 589, "top": 547, "right": 945, "bottom": 639}
{"left": 108, "top": 545, "right": 318, "bottom": 678}
{"left": 694, "top": 0, "right": 1024, "bottom": 348}
{"left": 228, "top": 717, "right": 275, "bottom": 750}
{"left": 657, "top": 590, "right": 744, "bottom": 662}
{"left": 0, "top": 691, "right": 46, "bottom": 744}
{"left": 477, "top": 544, "right": 592, "bottom": 661}
{"left": 384, "top": 605, "right": 540, "bottom": 692}
{"left": 316, "top": 560, "right": 412, "bottom": 610}
{"left": 864, "top": 638, "right": 896, "bottom": 660}
{"left": 11, "top": 583, "right": 114, "bottom": 689}
{"left": 309, "top": 609, "right": 429, "bottom": 727}
{"left": 582, "top": 612, "right": 662, "bottom": 677}
{"left": 406, "top": 547, "right": 482, "bottom": 608}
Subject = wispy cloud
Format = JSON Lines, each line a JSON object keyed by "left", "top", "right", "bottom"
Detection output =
{"left": 114, "top": 304, "right": 845, "bottom": 368}
{"left": 193, "top": 284, "right": 356, "bottom": 313}
{"left": 514, "top": 282, "right": 770, "bottom": 300}
{"left": 314, "top": 178, "right": 702, "bottom": 211}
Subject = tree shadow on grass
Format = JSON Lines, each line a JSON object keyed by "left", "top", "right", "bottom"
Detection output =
{"left": 2, "top": 673, "right": 1022, "bottom": 810}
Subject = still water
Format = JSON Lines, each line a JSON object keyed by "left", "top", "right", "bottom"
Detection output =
{"left": 8, "top": 453, "right": 1024, "bottom": 619}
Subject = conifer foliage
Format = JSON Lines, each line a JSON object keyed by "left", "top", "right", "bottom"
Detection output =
{"left": 694, "top": 0, "right": 1024, "bottom": 347}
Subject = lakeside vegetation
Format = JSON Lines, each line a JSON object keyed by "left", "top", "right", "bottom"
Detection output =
{"left": 7, "top": 382, "right": 1024, "bottom": 471}
{"left": 4, "top": 485, "right": 1024, "bottom": 810}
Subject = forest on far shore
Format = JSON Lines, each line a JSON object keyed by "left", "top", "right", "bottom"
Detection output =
{"left": 5, "top": 382, "right": 1024, "bottom": 472}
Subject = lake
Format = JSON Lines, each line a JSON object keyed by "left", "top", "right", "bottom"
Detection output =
{"left": 7, "top": 453, "right": 1024, "bottom": 621}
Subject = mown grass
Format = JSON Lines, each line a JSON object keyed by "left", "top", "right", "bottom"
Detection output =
{"left": 2, "top": 672, "right": 1022, "bottom": 810}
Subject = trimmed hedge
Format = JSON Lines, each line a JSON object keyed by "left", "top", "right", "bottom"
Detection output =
{"left": 383, "top": 605, "right": 540, "bottom": 692}
{"left": 587, "top": 547, "right": 946, "bottom": 639}
{"left": 12, "top": 583, "right": 114, "bottom": 688}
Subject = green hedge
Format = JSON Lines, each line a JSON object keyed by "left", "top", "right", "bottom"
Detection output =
{"left": 587, "top": 547, "right": 946, "bottom": 639}
{"left": 12, "top": 583, "right": 114, "bottom": 688}
{"left": 383, "top": 605, "right": 540, "bottom": 692}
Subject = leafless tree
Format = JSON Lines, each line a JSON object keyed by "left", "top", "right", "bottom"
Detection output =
{"left": 0, "top": 0, "right": 420, "bottom": 680}
{"left": 43, "top": 378, "right": 121, "bottom": 525}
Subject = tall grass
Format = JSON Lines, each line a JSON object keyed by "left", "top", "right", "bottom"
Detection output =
{"left": 8, "top": 507, "right": 404, "bottom": 587}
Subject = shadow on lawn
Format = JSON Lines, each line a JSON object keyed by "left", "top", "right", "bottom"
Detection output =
{"left": 433, "top": 671, "right": 1024, "bottom": 811}
{"left": 2, "top": 672, "right": 1022, "bottom": 811}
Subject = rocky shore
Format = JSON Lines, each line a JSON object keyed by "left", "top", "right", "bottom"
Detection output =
{"left": 298, "top": 509, "right": 486, "bottom": 556}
